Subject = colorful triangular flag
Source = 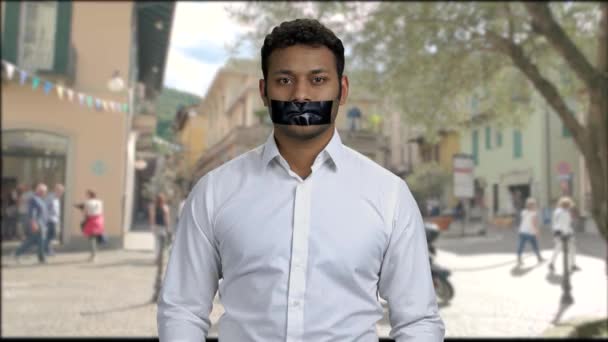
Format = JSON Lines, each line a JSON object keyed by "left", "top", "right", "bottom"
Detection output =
{"left": 78, "top": 93, "right": 86, "bottom": 105}
{"left": 66, "top": 89, "right": 75, "bottom": 102}
{"left": 32, "top": 77, "right": 40, "bottom": 90}
{"left": 3, "top": 61, "right": 15, "bottom": 80}
{"left": 56, "top": 85, "right": 65, "bottom": 100}
{"left": 86, "top": 95, "right": 94, "bottom": 108}
{"left": 102, "top": 100, "right": 109, "bottom": 112}
{"left": 94, "top": 98, "right": 102, "bottom": 111}
{"left": 43, "top": 81, "right": 53, "bottom": 94}
{"left": 19, "top": 70, "right": 28, "bottom": 85}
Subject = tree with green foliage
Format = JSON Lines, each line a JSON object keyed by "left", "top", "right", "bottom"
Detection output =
{"left": 406, "top": 162, "right": 452, "bottom": 217}
{"left": 227, "top": 2, "right": 607, "bottom": 241}
{"left": 155, "top": 87, "right": 201, "bottom": 141}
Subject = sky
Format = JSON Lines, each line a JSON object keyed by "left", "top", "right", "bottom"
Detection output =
{"left": 163, "top": 2, "right": 254, "bottom": 98}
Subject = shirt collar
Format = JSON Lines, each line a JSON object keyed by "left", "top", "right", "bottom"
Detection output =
{"left": 261, "top": 128, "right": 344, "bottom": 170}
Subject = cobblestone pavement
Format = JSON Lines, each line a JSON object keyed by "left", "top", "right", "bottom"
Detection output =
{"left": 2, "top": 224, "right": 606, "bottom": 338}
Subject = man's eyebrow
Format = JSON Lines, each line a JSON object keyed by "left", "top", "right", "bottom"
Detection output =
{"left": 271, "top": 69, "right": 330, "bottom": 76}
{"left": 272, "top": 69, "right": 295, "bottom": 76}
{"left": 310, "top": 69, "right": 329, "bottom": 74}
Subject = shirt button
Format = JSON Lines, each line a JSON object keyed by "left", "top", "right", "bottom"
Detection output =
{"left": 291, "top": 300, "right": 301, "bottom": 307}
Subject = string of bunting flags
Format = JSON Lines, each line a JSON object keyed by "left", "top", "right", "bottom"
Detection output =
{"left": 1, "top": 59, "right": 129, "bottom": 114}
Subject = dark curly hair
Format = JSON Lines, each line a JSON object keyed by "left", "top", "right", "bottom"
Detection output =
{"left": 261, "top": 18, "right": 345, "bottom": 93}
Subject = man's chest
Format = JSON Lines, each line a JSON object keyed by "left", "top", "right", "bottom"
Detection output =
{"left": 212, "top": 184, "right": 391, "bottom": 280}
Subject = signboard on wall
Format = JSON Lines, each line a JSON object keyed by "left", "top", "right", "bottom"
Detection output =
{"left": 453, "top": 154, "right": 475, "bottom": 198}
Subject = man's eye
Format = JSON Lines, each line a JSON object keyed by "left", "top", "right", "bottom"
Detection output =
{"left": 312, "top": 76, "right": 327, "bottom": 84}
{"left": 278, "top": 78, "right": 292, "bottom": 85}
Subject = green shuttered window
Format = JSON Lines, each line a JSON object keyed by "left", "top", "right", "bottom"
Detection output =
{"left": 53, "top": 2, "right": 72, "bottom": 74}
{"left": 513, "top": 129, "right": 523, "bottom": 159}
{"left": 1, "top": 1, "right": 71, "bottom": 74}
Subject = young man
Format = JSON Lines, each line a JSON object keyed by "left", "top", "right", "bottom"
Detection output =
{"left": 158, "top": 19, "right": 445, "bottom": 341}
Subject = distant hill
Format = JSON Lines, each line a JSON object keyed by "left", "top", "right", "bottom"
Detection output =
{"left": 155, "top": 87, "right": 201, "bottom": 141}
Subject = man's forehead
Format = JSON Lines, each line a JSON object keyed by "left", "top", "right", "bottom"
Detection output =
{"left": 268, "top": 44, "right": 337, "bottom": 73}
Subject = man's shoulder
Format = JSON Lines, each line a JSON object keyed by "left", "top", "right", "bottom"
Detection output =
{"left": 191, "top": 145, "right": 264, "bottom": 188}
{"left": 341, "top": 145, "right": 403, "bottom": 184}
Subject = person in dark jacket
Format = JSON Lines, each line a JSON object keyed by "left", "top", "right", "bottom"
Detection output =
{"left": 14, "top": 183, "right": 49, "bottom": 264}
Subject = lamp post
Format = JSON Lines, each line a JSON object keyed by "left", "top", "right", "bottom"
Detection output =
{"left": 107, "top": 70, "right": 136, "bottom": 235}
{"left": 560, "top": 233, "right": 574, "bottom": 305}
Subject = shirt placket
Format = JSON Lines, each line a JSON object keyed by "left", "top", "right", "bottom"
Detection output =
{"left": 286, "top": 177, "right": 312, "bottom": 342}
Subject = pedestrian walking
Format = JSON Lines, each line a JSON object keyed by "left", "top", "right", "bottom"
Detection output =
{"left": 149, "top": 193, "right": 171, "bottom": 260}
{"left": 3, "top": 186, "right": 19, "bottom": 240}
{"left": 548, "top": 196, "right": 580, "bottom": 272}
{"left": 15, "top": 184, "right": 33, "bottom": 239}
{"left": 75, "top": 190, "right": 105, "bottom": 263}
{"left": 149, "top": 193, "right": 172, "bottom": 303}
{"left": 158, "top": 18, "right": 444, "bottom": 341}
{"left": 516, "top": 197, "right": 544, "bottom": 265}
{"left": 13, "top": 183, "right": 49, "bottom": 264}
{"left": 44, "top": 184, "right": 64, "bottom": 256}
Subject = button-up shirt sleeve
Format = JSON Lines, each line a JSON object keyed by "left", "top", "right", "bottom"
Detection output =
{"left": 157, "top": 173, "right": 221, "bottom": 341}
{"left": 378, "top": 180, "right": 445, "bottom": 342}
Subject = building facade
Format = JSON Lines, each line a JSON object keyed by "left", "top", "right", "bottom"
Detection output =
{"left": 459, "top": 91, "right": 590, "bottom": 222}
{"left": 1, "top": 1, "right": 174, "bottom": 248}
{"left": 409, "top": 129, "right": 461, "bottom": 210}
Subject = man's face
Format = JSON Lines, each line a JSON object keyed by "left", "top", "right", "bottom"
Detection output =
{"left": 36, "top": 185, "right": 47, "bottom": 197}
{"left": 260, "top": 44, "right": 349, "bottom": 141}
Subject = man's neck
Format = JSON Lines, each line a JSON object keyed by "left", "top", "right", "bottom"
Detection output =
{"left": 274, "top": 126, "right": 335, "bottom": 179}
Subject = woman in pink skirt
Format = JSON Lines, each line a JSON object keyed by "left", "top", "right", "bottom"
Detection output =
{"left": 76, "top": 190, "right": 105, "bottom": 262}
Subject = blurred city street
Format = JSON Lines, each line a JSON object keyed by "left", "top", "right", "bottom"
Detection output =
{"left": 3, "top": 223, "right": 605, "bottom": 338}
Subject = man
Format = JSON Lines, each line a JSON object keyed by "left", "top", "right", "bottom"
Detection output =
{"left": 548, "top": 196, "right": 580, "bottom": 272}
{"left": 44, "top": 183, "right": 65, "bottom": 256}
{"left": 158, "top": 19, "right": 444, "bottom": 341}
{"left": 14, "top": 183, "right": 49, "bottom": 264}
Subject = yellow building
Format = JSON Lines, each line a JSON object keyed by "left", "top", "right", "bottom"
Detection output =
{"left": 173, "top": 104, "right": 207, "bottom": 192}
{"left": 412, "top": 129, "right": 462, "bottom": 208}
{"left": 1, "top": 1, "right": 174, "bottom": 248}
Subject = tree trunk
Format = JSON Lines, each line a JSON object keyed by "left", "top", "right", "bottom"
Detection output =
{"left": 504, "top": 4, "right": 608, "bottom": 243}
{"left": 587, "top": 2, "right": 608, "bottom": 243}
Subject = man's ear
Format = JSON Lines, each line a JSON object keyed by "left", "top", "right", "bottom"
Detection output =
{"left": 259, "top": 79, "right": 268, "bottom": 107}
{"left": 339, "top": 75, "right": 349, "bottom": 106}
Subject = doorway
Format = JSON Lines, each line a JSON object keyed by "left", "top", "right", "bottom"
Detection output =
{"left": 1, "top": 130, "right": 68, "bottom": 241}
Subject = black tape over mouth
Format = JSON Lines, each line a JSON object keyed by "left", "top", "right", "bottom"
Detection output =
{"left": 270, "top": 100, "right": 333, "bottom": 126}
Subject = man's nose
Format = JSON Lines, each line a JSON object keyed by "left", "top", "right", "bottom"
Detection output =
{"left": 291, "top": 80, "right": 311, "bottom": 102}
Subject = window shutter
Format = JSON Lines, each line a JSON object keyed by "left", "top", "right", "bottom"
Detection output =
{"left": 2, "top": 2, "right": 21, "bottom": 64}
{"left": 53, "top": 1, "right": 72, "bottom": 74}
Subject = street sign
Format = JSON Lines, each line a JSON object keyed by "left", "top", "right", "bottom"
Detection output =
{"left": 453, "top": 154, "right": 475, "bottom": 198}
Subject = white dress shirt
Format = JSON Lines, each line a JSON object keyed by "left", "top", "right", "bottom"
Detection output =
{"left": 158, "top": 129, "right": 445, "bottom": 342}
{"left": 45, "top": 192, "right": 61, "bottom": 224}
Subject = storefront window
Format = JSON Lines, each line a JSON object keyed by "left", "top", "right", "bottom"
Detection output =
{"left": 2, "top": 130, "right": 68, "bottom": 188}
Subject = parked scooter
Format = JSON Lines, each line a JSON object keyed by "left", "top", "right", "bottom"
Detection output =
{"left": 425, "top": 222, "right": 454, "bottom": 304}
